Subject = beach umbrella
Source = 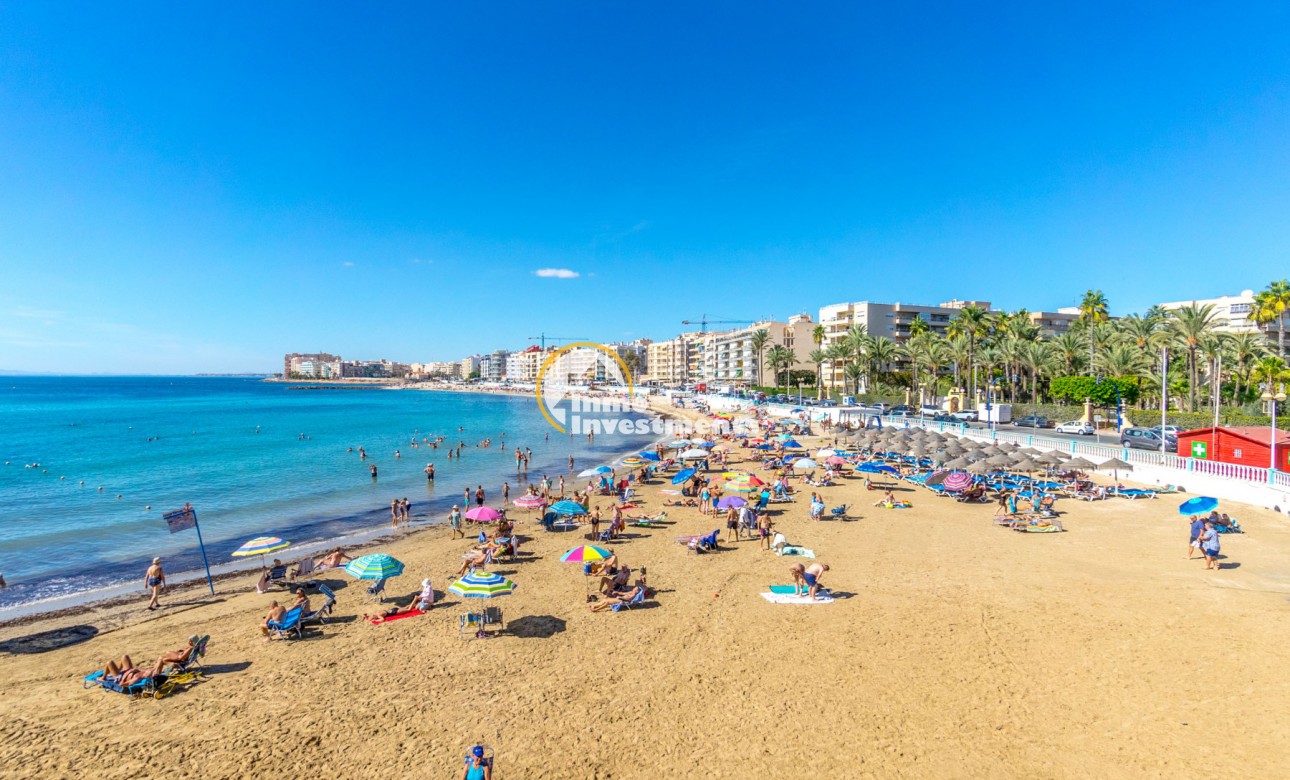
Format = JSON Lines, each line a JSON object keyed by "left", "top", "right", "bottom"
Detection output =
{"left": 985, "top": 454, "right": 1014, "bottom": 467}
{"left": 710, "top": 443, "right": 731, "bottom": 452}
{"left": 448, "top": 571, "right": 516, "bottom": 598}
{"left": 1064, "top": 456, "right": 1098, "bottom": 470}
{"left": 549, "top": 500, "right": 588, "bottom": 516}
{"left": 716, "top": 496, "right": 746, "bottom": 509}
{"left": 1019, "top": 447, "right": 1042, "bottom": 456}
{"left": 559, "top": 545, "right": 612, "bottom": 563}
{"left": 1036, "top": 451, "right": 1068, "bottom": 465}
{"left": 513, "top": 494, "right": 545, "bottom": 510}
{"left": 1178, "top": 497, "right": 1218, "bottom": 516}
{"left": 671, "top": 468, "right": 696, "bottom": 485}
{"left": 966, "top": 461, "right": 993, "bottom": 475}
{"left": 465, "top": 506, "right": 502, "bottom": 523}
{"left": 695, "top": 441, "right": 716, "bottom": 449}
{"left": 780, "top": 439, "right": 803, "bottom": 449}
{"left": 679, "top": 448, "right": 708, "bottom": 460}
{"left": 999, "top": 442, "right": 1020, "bottom": 452}
{"left": 943, "top": 471, "right": 974, "bottom": 491}
{"left": 924, "top": 470, "right": 950, "bottom": 487}
{"left": 816, "top": 448, "right": 842, "bottom": 458}
{"left": 723, "top": 481, "right": 759, "bottom": 493}
{"left": 959, "top": 440, "right": 983, "bottom": 449}
{"left": 639, "top": 451, "right": 661, "bottom": 462}
{"left": 825, "top": 455, "right": 848, "bottom": 467}
{"left": 1097, "top": 457, "right": 1134, "bottom": 472}
{"left": 232, "top": 536, "right": 291, "bottom": 558}
{"left": 345, "top": 553, "right": 404, "bottom": 580}
{"left": 578, "top": 466, "right": 612, "bottom": 477}
{"left": 792, "top": 458, "right": 819, "bottom": 470}
{"left": 667, "top": 439, "right": 692, "bottom": 448}
{"left": 619, "top": 456, "right": 645, "bottom": 467}
{"left": 1011, "top": 458, "right": 1042, "bottom": 473}
{"left": 944, "top": 456, "right": 973, "bottom": 469}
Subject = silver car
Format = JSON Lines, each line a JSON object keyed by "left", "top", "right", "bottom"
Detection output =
{"left": 1055, "top": 420, "right": 1094, "bottom": 435}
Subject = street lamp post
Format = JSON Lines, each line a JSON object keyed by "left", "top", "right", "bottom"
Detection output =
{"left": 1262, "top": 385, "right": 1287, "bottom": 475}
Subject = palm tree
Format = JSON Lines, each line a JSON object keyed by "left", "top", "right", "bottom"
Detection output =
{"left": 1228, "top": 331, "right": 1267, "bottom": 407}
{"left": 1019, "top": 341, "right": 1057, "bottom": 402}
{"left": 1095, "top": 342, "right": 1150, "bottom": 380}
{"left": 808, "top": 348, "right": 828, "bottom": 400}
{"left": 1079, "top": 289, "right": 1110, "bottom": 373}
{"left": 866, "top": 337, "right": 899, "bottom": 391}
{"left": 844, "top": 363, "right": 864, "bottom": 395}
{"left": 843, "top": 324, "right": 869, "bottom": 393}
{"left": 946, "top": 334, "right": 972, "bottom": 389}
{"left": 748, "top": 329, "right": 770, "bottom": 388}
{"left": 1251, "top": 280, "right": 1290, "bottom": 358}
{"left": 997, "top": 337, "right": 1026, "bottom": 402}
{"left": 1167, "top": 303, "right": 1225, "bottom": 412}
{"left": 1052, "top": 331, "right": 1087, "bottom": 375}
{"left": 766, "top": 344, "right": 797, "bottom": 391}
{"left": 947, "top": 305, "right": 990, "bottom": 401}
{"left": 824, "top": 344, "right": 847, "bottom": 396}
{"left": 908, "top": 316, "right": 930, "bottom": 338}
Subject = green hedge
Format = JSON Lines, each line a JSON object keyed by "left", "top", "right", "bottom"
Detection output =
{"left": 1124, "top": 409, "right": 1290, "bottom": 432}
{"left": 1008, "top": 403, "right": 1094, "bottom": 422}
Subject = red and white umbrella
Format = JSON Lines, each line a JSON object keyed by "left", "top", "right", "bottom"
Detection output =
{"left": 943, "top": 472, "right": 974, "bottom": 492}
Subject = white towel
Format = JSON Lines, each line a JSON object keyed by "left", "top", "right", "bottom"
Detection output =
{"left": 779, "top": 546, "right": 815, "bottom": 559}
{"left": 759, "top": 592, "right": 834, "bottom": 605}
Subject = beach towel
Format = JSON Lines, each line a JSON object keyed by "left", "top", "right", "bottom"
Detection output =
{"left": 659, "top": 489, "right": 681, "bottom": 495}
{"left": 759, "top": 592, "right": 834, "bottom": 605}
{"left": 780, "top": 546, "right": 816, "bottom": 558}
{"left": 768, "top": 585, "right": 806, "bottom": 595}
{"left": 368, "top": 608, "right": 425, "bottom": 624}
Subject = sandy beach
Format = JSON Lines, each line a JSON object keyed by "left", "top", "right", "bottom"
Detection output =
{"left": 2, "top": 402, "right": 1289, "bottom": 780}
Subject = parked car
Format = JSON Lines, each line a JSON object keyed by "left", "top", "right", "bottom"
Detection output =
{"left": 1013, "top": 415, "right": 1056, "bottom": 429}
{"left": 929, "top": 412, "right": 956, "bottom": 422}
{"left": 949, "top": 410, "right": 978, "bottom": 422}
{"left": 1055, "top": 420, "right": 1095, "bottom": 435}
{"left": 887, "top": 405, "right": 916, "bottom": 416}
{"left": 1149, "top": 425, "right": 1182, "bottom": 438}
{"left": 818, "top": 399, "right": 838, "bottom": 407}
{"left": 1121, "top": 427, "right": 1178, "bottom": 452}
{"left": 868, "top": 403, "right": 893, "bottom": 413}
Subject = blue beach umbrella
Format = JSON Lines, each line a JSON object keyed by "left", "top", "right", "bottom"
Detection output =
{"left": 638, "top": 451, "right": 661, "bottom": 462}
{"left": 781, "top": 439, "right": 802, "bottom": 449}
{"left": 550, "top": 500, "right": 588, "bottom": 516}
{"left": 1178, "top": 496, "right": 1218, "bottom": 516}
{"left": 671, "top": 468, "right": 696, "bottom": 485}
{"left": 344, "top": 553, "right": 405, "bottom": 580}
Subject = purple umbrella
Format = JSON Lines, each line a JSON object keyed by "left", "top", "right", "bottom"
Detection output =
{"left": 943, "top": 472, "right": 974, "bottom": 492}
{"left": 716, "top": 496, "right": 746, "bottom": 510}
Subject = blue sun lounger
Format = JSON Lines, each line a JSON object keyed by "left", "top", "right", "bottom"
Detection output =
{"left": 266, "top": 605, "right": 304, "bottom": 640}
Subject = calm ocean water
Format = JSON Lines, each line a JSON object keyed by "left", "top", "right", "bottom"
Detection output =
{"left": 0, "top": 377, "right": 656, "bottom": 611}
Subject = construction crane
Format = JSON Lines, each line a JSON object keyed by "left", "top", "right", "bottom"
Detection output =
{"left": 528, "top": 333, "right": 590, "bottom": 350}
{"left": 681, "top": 315, "right": 756, "bottom": 333}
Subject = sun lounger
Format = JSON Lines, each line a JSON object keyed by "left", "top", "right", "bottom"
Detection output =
{"left": 301, "top": 585, "right": 336, "bottom": 627}
{"left": 631, "top": 511, "right": 668, "bottom": 527}
{"left": 1111, "top": 488, "right": 1157, "bottom": 499}
{"left": 84, "top": 669, "right": 160, "bottom": 699}
{"left": 366, "top": 578, "right": 389, "bottom": 603}
{"left": 611, "top": 587, "right": 647, "bottom": 612}
{"left": 689, "top": 530, "right": 719, "bottom": 553}
{"left": 266, "top": 605, "right": 305, "bottom": 640}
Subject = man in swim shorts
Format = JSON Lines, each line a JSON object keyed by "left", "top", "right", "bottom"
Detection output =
{"left": 144, "top": 557, "right": 165, "bottom": 610}
{"left": 803, "top": 562, "right": 830, "bottom": 599}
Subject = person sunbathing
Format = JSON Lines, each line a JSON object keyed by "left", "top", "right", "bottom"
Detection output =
{"left": 260, "top": 600, "right": 287, "bottom": 640}
{"left": 456, "top": 542, "right": 501, "bottom": 576}
{"left": 873, "top": 490, "right": 896, "bottom": 507}
{"left": 100, "top": 655, "right": 149, "bottom": 688}
{"left": 152, "top": 634, "right": 203, "bottom": 675}
{"left": 589, "top": 585, "right": 644, "bottom": 612}
{"left": 598, "top": 566, "right": 632, "bottom": 596}
{"left": 315, "top": 548, "right": 352, "bottom": 569}
{"left": 664, "top": 498, "right": 699, "bottom": 507}
{"left": 289, "top": 587, "right": 312, "bottom": 615}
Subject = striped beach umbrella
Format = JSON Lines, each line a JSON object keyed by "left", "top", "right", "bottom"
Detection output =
{"left": 550, "top": 500, "right": 588, "bottom": 516}
{"left": 620, "top": 456, "right": 645, "bottom": 467}
{"left": 344, "top": 553, "right": 405, "bottom": 580}
{"left": 578, "top": 466, "right": 612, "bottom": 477}
{"left": 448, "top": 571, "right": 516, "bottom": 598}
{"left": 559, "top": 545, "right": 612, "bottom": 563}
{"left": 232, "top": 536, "right": 291, "bottom": 557}
{"left": 513, "top": 494, "right": 546, "bottom": 510}
{"left": 943, "top": 472, "right": 974, "bottom": 492}
{"left": 465, "top": 506, "right": 501, "bottom": 522}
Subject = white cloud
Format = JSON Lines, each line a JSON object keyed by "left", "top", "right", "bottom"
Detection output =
{"left": 342, "top": 262, "right": 354, "bottom": 267}
{"left": 534, "top": 268, "right": 579, "bottom": 279}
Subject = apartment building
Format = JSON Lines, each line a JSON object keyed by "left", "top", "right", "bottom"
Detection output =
{"left": 1028, "top": 308, "right": 1081, "bottom": 338}
{"left": 478, "top": 349, "right": 511, "bottom": 382}
{"left": 709, "top": 315, "right": 815, "bottom": 386}
{"left": 1157, "top": 291, "right": 1259, "bottom": 336}
{"left": 283, "top": 352, "right": 342, "bottom": 379}
{"left": 816, "top": 299, "right": 991, "bottom": 389}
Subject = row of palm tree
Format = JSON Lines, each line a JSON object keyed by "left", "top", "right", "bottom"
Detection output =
{"left": 788, "top": 283, "right": 1290, "bottom": 413}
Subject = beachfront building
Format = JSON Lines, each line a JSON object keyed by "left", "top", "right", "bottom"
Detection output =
{"left": 340, "top": 359, "right": 409, "bottom": 378}
{"left": 283, "top": 352, "right": 342, "bottom": 379}
{"left": 413, "top": 361, "right": 461, "bottom": 379}
{"left": 609, "top": 339, "right": 651, "bottom": 381}
{"left": 646, "top": 336, "right": 692, "bottom": 385}
{"left": 506, "top": 346, "right": 547, "bottom": 383}
{"left": 479, "top": 350, "right": 510, "bottom": 382}
{"left": 687, "top": 331, "right": 726, "bottom": 385}
{"left": 817, "top": 299, "right": 992, "bottom": 390}
{"left": 709, "top": 315, "right": 815, "bottom": 387}
{"left": 1157, "top": 291, "right": 1256, "bottom": 336}
{"left": 1028, "top": 309, "right": 1082, "bottom": 338}
{"left": 459, "top": 355, "right": 481, "bottom": 378}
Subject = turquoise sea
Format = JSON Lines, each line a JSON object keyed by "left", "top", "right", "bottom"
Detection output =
{"left": 0, "top": 377, "right": 656, "bottom": 611}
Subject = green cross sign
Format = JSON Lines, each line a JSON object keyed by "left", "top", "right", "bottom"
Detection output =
{"left": 1191, "top": 441, "right": 1208, "bottom": 459}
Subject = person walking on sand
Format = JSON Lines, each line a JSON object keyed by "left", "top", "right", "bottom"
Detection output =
{"left": 144, "top": 557, "right": 165, "bottom": 610}
{"left": 391, "top": 499, "right": 401, "bottom": 528}
{"left": 449, "top": 505, "right": 464, "bottom": 539}
{"left": 1199, "top": 521, "right": 1222, "bottom": 570}
{"left": 1188, "top": 514, "right": 1206, "bottom": 559}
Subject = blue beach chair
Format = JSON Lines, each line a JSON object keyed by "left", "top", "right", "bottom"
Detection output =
{"left": 267, "top": 606, "right": 304, "bottom": 640}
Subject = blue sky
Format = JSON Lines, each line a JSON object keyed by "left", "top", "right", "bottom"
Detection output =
{"left": 2, "top": 3, "right": 1289, "bottom": 373}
